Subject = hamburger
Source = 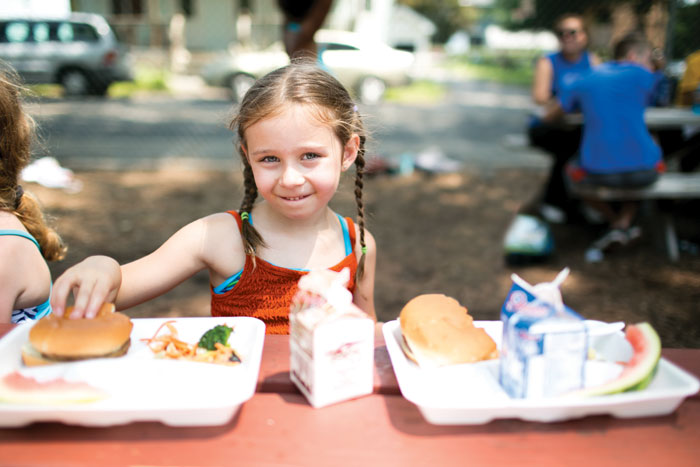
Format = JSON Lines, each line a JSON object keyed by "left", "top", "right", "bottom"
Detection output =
{"left": 21, "top": 303, "right": 133, "bottom": 367}
{"left": 399, "top": 294, "right": 498, "bottom": 367}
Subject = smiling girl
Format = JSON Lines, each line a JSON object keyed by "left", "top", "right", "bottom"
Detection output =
{"left": 50, "top": 62, "right": 376, "bottom": 333}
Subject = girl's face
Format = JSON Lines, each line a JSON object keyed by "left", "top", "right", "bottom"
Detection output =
{"left": 243, "top": 104, "right": 359, "bottom": 220}
{"left": 556, "top": 17, "right": 587, "bottom": 56}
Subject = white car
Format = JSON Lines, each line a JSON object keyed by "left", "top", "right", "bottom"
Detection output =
{"left": 0, "top": 12, "right": 133, "bottom": 96}
{"left": 201, "top": 29, "right": 415, "bottom": 104}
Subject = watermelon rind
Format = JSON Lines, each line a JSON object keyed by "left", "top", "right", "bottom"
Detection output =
{"left": 567, "top": 322, "right": 661, "bottom": 398}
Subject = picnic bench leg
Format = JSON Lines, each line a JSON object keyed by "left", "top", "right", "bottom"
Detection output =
{"left": 661, "top": 211, "right": 680, "bottom": 262}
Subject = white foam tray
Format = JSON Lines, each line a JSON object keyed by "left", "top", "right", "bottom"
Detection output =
{"left": 0, "top": 317, "right": 265, "bottom": 427}
{"left": 383, "top": 319, "right": 700, "bottom": 425}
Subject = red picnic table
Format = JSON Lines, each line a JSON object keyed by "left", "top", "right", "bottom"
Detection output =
{"left": 0, "top": 322, "right": 698, "bottom": 466}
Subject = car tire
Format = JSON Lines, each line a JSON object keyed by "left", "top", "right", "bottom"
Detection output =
{"left": 59, "top": 69, "right": 91, "bottom": 96}
{"left": 357, "top": 76, "right": 386, "bottom": 105}
{"left": 229, "top": 73, "right": 256, "bottom": 103}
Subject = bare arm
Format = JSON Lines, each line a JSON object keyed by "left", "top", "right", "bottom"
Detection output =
{"left": 51, "top": 217, "right": 215, "bottom": 318}
{"left": 532, "top": 56, "right": 554, "bottom": 106}
{"left": 282, "top": 0, "right": 333, "bottom": 58}
{"left": 353, "top": 229, "right": 377, "bottom": 322}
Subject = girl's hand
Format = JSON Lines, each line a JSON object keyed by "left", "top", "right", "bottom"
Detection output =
{"left": 50, "top": 256, "right": 122, "bottom": 319}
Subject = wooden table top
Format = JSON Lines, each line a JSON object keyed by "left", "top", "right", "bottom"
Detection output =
{"left": 1, "top": 322, "right": 699, "bottom": 466}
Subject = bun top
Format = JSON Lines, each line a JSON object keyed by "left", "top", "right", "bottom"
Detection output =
{"left": 399, "top": 294, "right": 497, "bottom": 367}
{"left": 29, "top": 303, "right": 133, "bottom": 358}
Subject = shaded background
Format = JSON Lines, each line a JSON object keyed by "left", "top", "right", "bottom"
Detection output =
{"left": 5, "top": 0, "right": 699, "bottom": 347}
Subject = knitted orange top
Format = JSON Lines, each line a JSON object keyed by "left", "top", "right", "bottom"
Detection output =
{"left": 210, "top": 210, "right": 358, "bottom": 334}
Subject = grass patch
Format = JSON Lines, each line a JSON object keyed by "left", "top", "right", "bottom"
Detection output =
{"left": 108, "top": 66, "right": 170, "bottom": 98}
{"left": 444, "top": 48, "right": 539, "bottom": 86}
{"left": 384, "top": 80, "right": 446, "bottom": 104}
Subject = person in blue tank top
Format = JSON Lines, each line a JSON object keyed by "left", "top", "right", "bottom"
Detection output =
{"left": 0, "top": 64, "right": 66, "bottom": 322}
{"left": 549, "top": 34, "right": 664, "bottom": 260}
{"left": 526, "top": 13, "right": 601, "bottom": 224}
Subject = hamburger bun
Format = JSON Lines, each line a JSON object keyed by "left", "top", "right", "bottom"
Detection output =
{"left": 22, "top": 303, "right": 133, "bottom": 367}
{"left": 399, "top": 294, "right": 498, "bottom": 367}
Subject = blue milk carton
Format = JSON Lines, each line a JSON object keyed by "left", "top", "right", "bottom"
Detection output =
{"left": 499, "top": 270, "right": 588, "bottom": 398}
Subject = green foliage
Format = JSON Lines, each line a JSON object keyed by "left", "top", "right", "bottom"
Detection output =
{"left": 670, "top": 2, "right": 700, "bottom": 60}
{"left": 495, "top": 0, "right": 665, "bottom": 30}
{"left": 198, "top": 324, "right": 233, "bottom": 351}
{"left": 397, "top": 0, "right": 473, "bottom": 43}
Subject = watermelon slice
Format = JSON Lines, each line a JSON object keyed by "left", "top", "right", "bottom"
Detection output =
{"left": 572, "top": 322, "right": 661, "bottom": 397}
{"left": 0, "top": 371, "right": 107, "bottom": 405}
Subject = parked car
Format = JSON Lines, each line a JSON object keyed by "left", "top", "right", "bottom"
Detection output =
{"left": 201, "top": 29, "right": 415, "bottom": 104}
{"left": 0, "top": 12, "right": 133, "bottom": 96}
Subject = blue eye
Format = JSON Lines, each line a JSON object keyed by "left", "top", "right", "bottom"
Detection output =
{"left": 302, "top": 152, "right": 321, "bottom": 160}
{"left": 260, "top": 155, "right": 279, "bottom": 163}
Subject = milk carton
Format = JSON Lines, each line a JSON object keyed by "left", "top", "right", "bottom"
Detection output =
{"left": 499, "top": 269, "right": 588, "bottom": 398}
{"left": 289, "top": 269, "right": 374, "bottom": 408}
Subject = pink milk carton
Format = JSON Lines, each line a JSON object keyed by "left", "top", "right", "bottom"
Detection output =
{"left": 289, "top": 268, "right": 374, "bottom": 408}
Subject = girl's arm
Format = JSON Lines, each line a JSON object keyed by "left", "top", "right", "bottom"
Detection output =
{"left": 52, "top": 215, "right": 224, "bottom": 319}
{"left": 532, "top": 56, "right": 554, "bottom": 106}
{"left": 353, "top": 229, "right": 377, "bottom": 322}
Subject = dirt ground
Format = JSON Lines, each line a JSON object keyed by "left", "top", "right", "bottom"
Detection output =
{"left": 28, "top": 166, "right": 700, "bottom": 348}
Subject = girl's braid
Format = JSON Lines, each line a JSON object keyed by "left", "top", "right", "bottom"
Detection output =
{"left": 238, "top": 157, "right": 266, "bottom": 258}
{"left": 354, "top": 133, "right": 367, "bottom": 282}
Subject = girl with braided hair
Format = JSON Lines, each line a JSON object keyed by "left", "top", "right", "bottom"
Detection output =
{"left": 0, "top": 65, "right": 66, "bottom": 323}
{"left": 51, "top": 61, "right": 376, "bottom": 334}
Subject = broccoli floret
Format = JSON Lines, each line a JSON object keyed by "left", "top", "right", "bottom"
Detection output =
{"left": 198, "top": 324, "right": 233, "bottom": 351}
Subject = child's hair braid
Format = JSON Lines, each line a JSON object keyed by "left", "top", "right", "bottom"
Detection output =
{"left": 229, "top": 60, "right": 369, "bottom": 283}
{"left": 238, "top": 154, "right": 266, "bottom": 257}
{"left": 0, "top": 65, "right": 66, "bottom": 261}
{"left": 353, "top": 133, "right": 367, "bottom": 280}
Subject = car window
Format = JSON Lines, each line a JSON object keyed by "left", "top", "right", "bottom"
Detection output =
{"left": 56, "top": 22, "right": 99, "bottom": 43}
{"left": 2, "top": 21, "right": 31, "bottom": 43}
{"left": 319, "top": 42, "right": 358, "bottom": 52}
{"left": 33, "top": 22, "right": 50, "bottom": 43}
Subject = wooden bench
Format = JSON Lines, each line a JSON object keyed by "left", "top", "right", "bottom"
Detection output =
{"left": 569, "top": 172, "right": 700, "bottom": 261}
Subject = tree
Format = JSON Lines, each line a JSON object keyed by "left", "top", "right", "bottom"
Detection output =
{"left": 397, "top": 0, "right": 475, "bottom": 43}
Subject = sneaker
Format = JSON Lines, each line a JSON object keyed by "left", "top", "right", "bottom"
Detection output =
{"left": 591, "top": 229, "right": 628, "bottom": 252}
{"left": 626, "top": 226, "right": 642, "bottom": 242}
{"left": 585, "top": 247, "right": 604, "bottom": 263}
{"left": 539, "top": 203, "right": 566, "bottom": 224}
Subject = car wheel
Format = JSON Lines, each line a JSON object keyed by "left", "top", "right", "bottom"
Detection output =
{"left": 358, "top": 76, "right": 386, "bottom": 105}
{"left": 59, "top": 69, "right": 91, "bottom": 96}
{"left": 229, "top": 73, "right": 256, "bottom": 103}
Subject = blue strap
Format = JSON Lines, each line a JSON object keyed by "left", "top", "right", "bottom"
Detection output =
{"left": 0, "top": 229, "right": 41, "bottom": 252}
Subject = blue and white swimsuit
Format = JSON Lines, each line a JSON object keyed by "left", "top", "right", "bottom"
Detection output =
{"left": 0, "top": 229, "right": 52, "bottom": 323}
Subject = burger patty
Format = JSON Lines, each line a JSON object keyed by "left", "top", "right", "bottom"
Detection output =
{"left": 40, "top": 338, "right": 131, "bottom": 361}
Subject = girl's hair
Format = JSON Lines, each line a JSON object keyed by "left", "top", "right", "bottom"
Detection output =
{"left": 0, "top": 66, "right": 66, "bottom": 261}
{"left": 229, "top": 60, "right": 369, "bottom": 279}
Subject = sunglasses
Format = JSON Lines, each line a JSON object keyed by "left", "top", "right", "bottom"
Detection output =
{"left": 557, "top": 29, "right": 581, "bottom": 38}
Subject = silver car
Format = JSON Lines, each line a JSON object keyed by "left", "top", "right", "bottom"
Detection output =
{"left": 0, "top": 12, "right": 133, "bottom": 96}
{"left": 201, "top": 29, "right": 415, "bottom": 105}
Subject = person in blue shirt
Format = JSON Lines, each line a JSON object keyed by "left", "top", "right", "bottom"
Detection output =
{"left": 0, "top": 64, "right": 66, "bottom": 322}
{"left": 548, "top": 33, "right": 664, "bottom": 256}
{"left": 527, "top": 13, "right": 600, "bottom": 224}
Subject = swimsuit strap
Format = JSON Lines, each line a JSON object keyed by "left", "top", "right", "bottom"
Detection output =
{"left": 0, "top": 229, "right": 41, "bottom": 252}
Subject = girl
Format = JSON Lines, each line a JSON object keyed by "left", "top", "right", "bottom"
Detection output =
{"left": 0, "top": 66, "right": 66, "bottom": 323}
{"left": 50, "top": 61, "right": 377, "bottom": 333}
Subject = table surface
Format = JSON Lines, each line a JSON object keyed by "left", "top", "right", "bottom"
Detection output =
{"left": 563, "top": 106, "right": 700, "bottom": 129}
{"left": 1, "top": 322, "right": 699, "bottom": 466}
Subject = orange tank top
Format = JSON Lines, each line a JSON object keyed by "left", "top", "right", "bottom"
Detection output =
{"left": 210, "top": 210, "right": 358, "bottom": 334}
